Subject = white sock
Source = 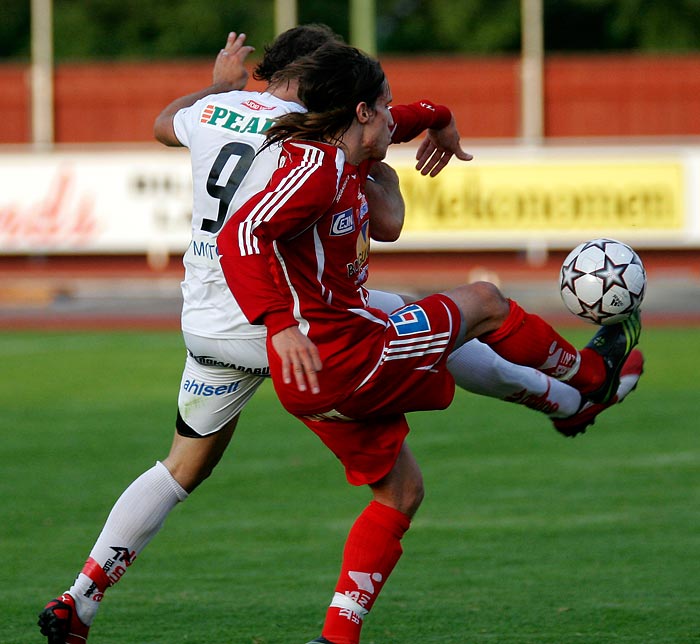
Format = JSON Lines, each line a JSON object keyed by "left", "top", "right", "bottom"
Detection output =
{"left": 69, "top": 461, "right": 188, "bottom": 625}
{"left": 447, "top": 339, "right": 582, "bottom": 418}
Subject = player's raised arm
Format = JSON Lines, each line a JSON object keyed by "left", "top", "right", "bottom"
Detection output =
{"left": 153, "top": 31, "right": 254, "bottom": 146}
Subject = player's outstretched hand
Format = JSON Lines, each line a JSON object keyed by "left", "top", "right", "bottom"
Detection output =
{"left": 415, "top": 115, "right": 473, "bottom": 177}
{"left": 213, "top": 32, "right": 255, "bottom": 89}
{"left": 271, "top": 327, "right": 323, "bottom": 395}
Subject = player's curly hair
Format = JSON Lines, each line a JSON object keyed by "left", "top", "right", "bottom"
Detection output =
{"left": 263, "top": 42, "right": 386, "bottom": 148}
{"left": 253, "top": 23, "right": 342, "bottom": 82}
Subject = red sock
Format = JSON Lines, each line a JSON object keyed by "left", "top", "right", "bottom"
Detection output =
{"left": 480, "top": 300, "right": 604, "bottom": 391}
{"left": 321, "top": 501, "right": 411, "bottom": 644}
{"left": 571, "top": 347, "right": 605, "bottom": 395}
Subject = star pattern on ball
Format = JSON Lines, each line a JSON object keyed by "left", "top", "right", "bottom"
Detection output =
{"left": 560, "top": 258, "right": 587, "bottom": 294}
{"left": 560, "top": 239, "right": 646, "bottom": 325}
{"left": 629, "top": 289, "right": 644, "bottom": 309}
{"left": 577, "top": 298, "right": 608, "bottom": 324}
{"left": 581, "top": 238, "right": 613, "bottom": 253}
{"left": 592, "top": 254, "right": 628, "bottom": 291}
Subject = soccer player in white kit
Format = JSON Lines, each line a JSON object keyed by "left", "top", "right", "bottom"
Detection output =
{"left": 38, "top": 26, "right": 643, "bottom": 644}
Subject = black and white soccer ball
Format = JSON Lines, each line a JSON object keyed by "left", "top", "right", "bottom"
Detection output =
{"left": 559, "top": 238, "right": 646, "bottom": 325}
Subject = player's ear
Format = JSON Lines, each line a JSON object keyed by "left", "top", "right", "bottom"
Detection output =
{"left": 356, "top": 102, "right": 371, "bottom": 123}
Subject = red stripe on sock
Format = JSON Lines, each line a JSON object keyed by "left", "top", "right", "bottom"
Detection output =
{"left": 81, "top": 557, "right": 111, "bottom": 591}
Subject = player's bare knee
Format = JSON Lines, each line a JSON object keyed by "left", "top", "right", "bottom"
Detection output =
{"left": 447, "top": 281, "right": 510, "bottom": 335}
{"left": 472, "top": 280, "right": 510, "bottom": 321}
{"left": 372, "top": 472, "right": 424, "bottom": 517}
{"left": 162, "top": 457, "right": 213, "bottom": 492}
{"left": 388, "top": 479, "right": 424, "bottom": 517}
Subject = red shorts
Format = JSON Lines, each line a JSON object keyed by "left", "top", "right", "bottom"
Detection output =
{"left": 299, "top": 293, "right": 463, "bottom": 486}
{"left": 301, "top": 414, "right": 410, "bottom": 486}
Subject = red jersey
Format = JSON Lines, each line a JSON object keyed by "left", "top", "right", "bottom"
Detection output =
{"left": 218, "top": 101, "right": 452, "bottom": 414}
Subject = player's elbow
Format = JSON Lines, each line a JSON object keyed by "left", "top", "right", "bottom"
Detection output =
{"left": 370, "top": 213, "right": 404, "bottom": 242}
{"left": 153, "top": 114, "right": 180, "bottom": 147}
{"left": 370, "top": 225, "right": 402, "bottom": 243}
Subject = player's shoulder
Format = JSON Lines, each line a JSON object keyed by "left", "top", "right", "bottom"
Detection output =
{"left": 196, "top": 90, "right": 301, "bottom": 114}
{"left": 179, "top": 90, "right": 301, "bottom": 126}
{"left": 237, "top": 91, "right": 305, "bottom": 115}
{"left": 276, "top": 141, "right": 342, "bottom": 198}
{"left": 281, "top": 140, "right": 342, "bottom": 169}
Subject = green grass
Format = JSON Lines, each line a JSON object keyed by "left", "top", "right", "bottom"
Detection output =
{"left": 1, "top": 327, "right": 699, "bottom": 644}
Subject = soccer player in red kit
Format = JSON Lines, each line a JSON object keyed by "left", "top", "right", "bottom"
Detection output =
{"left": 38, "top": 26, "right": 644, "bottom": 644}
{"left": 218, "top": 42, "right": 641, "bottom": 643}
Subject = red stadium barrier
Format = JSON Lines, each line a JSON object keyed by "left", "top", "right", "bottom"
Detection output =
{"left": 2, "top": 54, "right": 700, "bottom": 144}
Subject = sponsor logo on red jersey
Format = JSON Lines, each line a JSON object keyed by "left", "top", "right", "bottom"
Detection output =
{"left": 358, "top": 192, "right": 369, "bottom": 220}
{"left": 331, "top": 208, "right": 355, "bottom": 236}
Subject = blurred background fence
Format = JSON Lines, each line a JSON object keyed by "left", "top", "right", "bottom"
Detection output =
{"left": 2, "top": 53, "right": 700, "bottom": 144}
{"left": 2, "top": 0, "right": 700, "bottom": 324}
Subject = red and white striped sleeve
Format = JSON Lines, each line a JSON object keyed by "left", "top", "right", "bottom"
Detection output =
{"left": 218, "top": 141, "right": 339, "bottom": 335}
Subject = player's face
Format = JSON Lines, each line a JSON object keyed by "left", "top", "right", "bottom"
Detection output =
{"left": 362, "top": 82, "right": 394, "bottom": 161}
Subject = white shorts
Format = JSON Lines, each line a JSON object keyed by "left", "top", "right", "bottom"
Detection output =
{"left": 176, "top": 332, "right": 268, "bottom": 437}
{"left": 176, "top": 290, "right": 406, "bottom": 437}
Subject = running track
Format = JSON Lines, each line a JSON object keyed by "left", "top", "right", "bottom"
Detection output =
{"left": 1, "top": 250, "right": 699, "bottom": 330}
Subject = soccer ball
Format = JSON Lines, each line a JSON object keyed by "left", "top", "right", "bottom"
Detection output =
{"left": 559, "top": 238, "right": 646, "bottom": 325}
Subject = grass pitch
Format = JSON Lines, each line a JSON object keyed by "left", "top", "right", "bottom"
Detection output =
{"left": 1, "top": 327, "right": 698, "bottom": 643}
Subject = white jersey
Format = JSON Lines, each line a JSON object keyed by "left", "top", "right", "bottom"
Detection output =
{"left": 174, "top": 90, "right": 305, "bottom": 339}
